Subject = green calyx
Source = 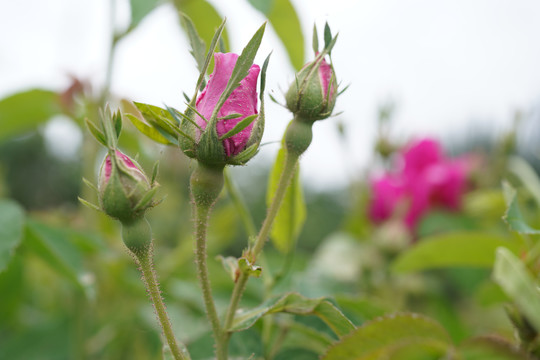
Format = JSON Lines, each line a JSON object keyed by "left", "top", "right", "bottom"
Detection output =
{"left": 121, "top": 217, "right": 153, "bottom": 258}
{"left": 190, "top": 162, "right": 225, "bottom": 209}
{"left": 285, "top": 118, "right": 314, "bottom": 158}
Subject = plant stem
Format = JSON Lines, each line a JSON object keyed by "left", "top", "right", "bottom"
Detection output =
{"left": 194, "top": 203, "right": 225, "bottom": 359}
{"left": 223, "top": 151, "right": 299, "bottom": 334}
{"left": 190, "top": 163, "right": 226, "bottom": 359}
{"left": 138, "top": 251, "right": 190, "bottom": 360}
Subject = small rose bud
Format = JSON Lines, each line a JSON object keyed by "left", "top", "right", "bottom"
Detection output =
{"left": 182, "top": 52, "right": 263, "bottom": 166}
{"left": 98, "top": 150, "right": 153, "bottom": 223}
{"left": 285, "top": 55, "right": 337, "bottom": 122}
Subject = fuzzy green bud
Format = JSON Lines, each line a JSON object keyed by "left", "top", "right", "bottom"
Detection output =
{"left": 285, "top": 55, "right": 337, "bottom": 122}
{"left": 98, "top": 150, "right": 155, "bottom": 223}
{"left": 285, "top": 118, "right": 313, "bottom": 158}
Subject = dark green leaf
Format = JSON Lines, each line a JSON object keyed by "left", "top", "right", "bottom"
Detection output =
{"left": 460, "top": 337, "right": 529, "bottom": 360}
{"left": 130, "top": 0, "right": 159, "bottom": 27}
{"left": 0, "top": 89, "right": 62, "bottom": 141}
{"left": 280, "top": 322, "right": 335, "bottom": 355}
{"left": 266, "top": 147, "right": 306, "bottom": 253}
{"left": 229, "top": 292, "right": 355, "bottom": 337}
{"left": 180, "top": 12, "right": 207, "bottom": 73}
{"left": 392, "top": 232, "right": 521, "bottom": 273}
{"left": 322, "top": 313, "right": 453, "bottom": 360}
{"left": 219, "top": 114, "right": 258, "bottom": 140}
{"left": 0, "top": 200, "right": 25, "bottom": 273}
{"left": 248, "top": 0, "right": 304, "bottom": 69}
{"left": 493, "top": 247, "right": 540, "bottom": 331}
{"left": 502, "top": 181, "right": 540, "bottom": 234}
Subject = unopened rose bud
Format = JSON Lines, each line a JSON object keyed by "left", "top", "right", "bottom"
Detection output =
{"left": 181, "top": 52, "right": 263, "bottom": 166}
{"left": 98, "top": 150, "right": 154, "bottom": 223}
{"left": 285, "top": 55, "right": 337, "bottom": 122}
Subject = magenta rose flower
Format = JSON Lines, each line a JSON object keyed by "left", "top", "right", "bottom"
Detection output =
{"left": 195, "top": 52, "right": 260, "bottom": 157}
{"left": 368, "top": 137, "right": 471, "bottom": 231}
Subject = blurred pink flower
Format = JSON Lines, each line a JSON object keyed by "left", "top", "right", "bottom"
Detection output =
{"left": 195, "top": 52, "right": 260, "bottom": 157}
{"left": 369, "top": 137, "right": 470, "bottom": 231}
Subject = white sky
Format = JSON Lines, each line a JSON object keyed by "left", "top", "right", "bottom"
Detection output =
{"left": 1, "top": 0, "right": 540, "bottom": 188}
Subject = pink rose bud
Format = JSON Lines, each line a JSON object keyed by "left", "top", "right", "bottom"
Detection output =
{"left": 98, "top": 150, "right": 153, "bottom": 223}
{"left": 195, "top": 52, "right": 261, "bottom": 158}
{"left": 285, "top": 55, "right": 337, "bottom": 122}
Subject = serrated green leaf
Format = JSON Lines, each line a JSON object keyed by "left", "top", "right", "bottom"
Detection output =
{"left": 229, "top": 292, "right": 355, "bottom": 337}
{"left": 502, "top": 181, "right": 540, "bottom": 234}
{"left": 0, "top": 200, "right": 25, "bottom": 273}
{"left": 392, "top": 232, "right": 521, "bottom": 273}
{"left": 130, "top": 0, "right": 159, "bottom": 27}
{"left": 174, "top": 0, "right": 228, "bottom": 57}
{"left": 125, "top": 114, "right": 173, "bottom": 145}
{"left": 219, "top": 114, "right": 258, "bottom": 140}
{"left": 210, "top": 22, "right": 266, "bottom": 124}
{"left": 180, "top": 12, "right": 207, "bottom": 73}
{"left": 493, "top": 247, "right": 540, "bottom": 331}
{"left": 460, "top": 337, "right": 529, "bottom": 360}
{"left": 0, "top": 89, "right": 62, "bottom": 140}
{"left": 266, "top": 147, "right": 306, "bottom": 253}
{"left": 322, "top": 313, "right": 453, "bottom": 360}
{"left": 248, "top": 0, "right": 304, "bottom": 70}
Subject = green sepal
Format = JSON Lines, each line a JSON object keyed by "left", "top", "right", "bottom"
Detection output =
{"left": 219, "top": 114, "right": 258, "bottom": 140}
{"left": 196, "top": 121, "right": 226, "bottom": 166}
{"left": 312, "top": 23, "right": 319, "bottom": 54}
{"left": 82, "top": 177, "right": 98, "bottom": 193}
{"left": 229, "top": 143, "right": 259, "bottom": 165}
{"left": 100, "top": 161, "right": 135, "bottom": 223}
{"left": 85, "top": 118, "right": 107, "bottom": 146}
{"left": 151, "top": 161, "right": 159, "bottom": 186}
{"left": 78, "top": 197, "right": 102, "bottom": 213}
{"left": 133, "top": 186, "right": 159, "bottom": 212}
{"left": 132, "top": 102, "right": 180, "bottom": 145}
{"left": 180, "top": 12, "right": 207, "bottom": 74}
{"left": 113, "top": 110, "right": 123, "bottom": 138}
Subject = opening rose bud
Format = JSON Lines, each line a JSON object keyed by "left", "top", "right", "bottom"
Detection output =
{"left": 98, "top": 150, "right": 153, "bottom": 223}
{"left": 195, "top": 52, "right": 261, "bottom": 158}
{"left": 285, "top": 55, "right": 337, "bottom": 122}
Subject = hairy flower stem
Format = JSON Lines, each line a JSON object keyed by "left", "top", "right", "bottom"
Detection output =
{"left": 137, "top": 251, "right": 190, "bottom": 360}
{"left": 223, "top": 117, "right": 313, "bottom": 345}
{"left": 190, "top": 163, "right": 226, "bottom": 360}
{"left": 121, "top": 218, "right": 189, "bottom": 360}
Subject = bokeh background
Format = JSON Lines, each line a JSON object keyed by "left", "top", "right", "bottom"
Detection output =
{"left": 1, "top": 1, "right": 540, "bottom": 359}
